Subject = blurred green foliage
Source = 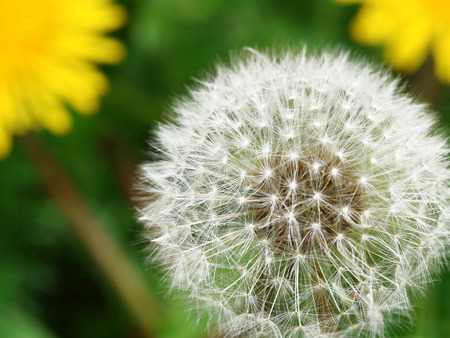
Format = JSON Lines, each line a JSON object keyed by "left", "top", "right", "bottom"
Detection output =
{"left": 1, "top": 0, "right": 449, "bottom": 337}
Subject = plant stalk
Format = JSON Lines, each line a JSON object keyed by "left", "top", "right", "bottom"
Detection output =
{"left": 21, "top": 134, "right": 160, "bottom": 337}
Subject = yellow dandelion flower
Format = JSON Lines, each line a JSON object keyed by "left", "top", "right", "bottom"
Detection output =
{"left": 0, "top": 0, "right": 126, "bottom": 158}
{"left": 336, "top": 0, "right": 450, "bottom": 83}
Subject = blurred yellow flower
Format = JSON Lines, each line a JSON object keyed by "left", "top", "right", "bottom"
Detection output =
{"left": 0, "top": 0, "right": 126, "bottom": 158}
{"left": 336, "top": 0, "right": 450, "bottom": 83}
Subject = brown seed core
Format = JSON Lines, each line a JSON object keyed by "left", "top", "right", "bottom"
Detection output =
{"left": 247, "top": 151, "right": 364, "bottom": 253}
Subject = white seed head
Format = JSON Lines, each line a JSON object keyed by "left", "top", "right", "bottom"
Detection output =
{"left": 138, "top": 48, "right": 450, "bottom": 337}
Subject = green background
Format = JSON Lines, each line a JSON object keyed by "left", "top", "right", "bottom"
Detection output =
{"left": 1, "top": 0, "right": 449, "bottom": 337}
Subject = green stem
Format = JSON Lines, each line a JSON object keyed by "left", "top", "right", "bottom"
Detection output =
{"left": 408, "top": 57, "right": 444, "bottom": 110}
{"left": 21, "top": 134, "right": 160, "bottom": 337}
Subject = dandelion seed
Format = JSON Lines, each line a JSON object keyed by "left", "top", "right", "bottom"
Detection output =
{"left": 238, "top": 196, "right": 247, "bottom": 205}
{"left": 313, "top": 192, "right": 322, "bottom": 201}
{"left": 264, "top": 169, "right": 273, "bottom": 179}
{"left": 289, "top": 180, "right": 298, "bottom": 191}
{"left": 138, "top": 48, "right": 450, "bottom": 337}
{"left": 331, "top": 167, "right": 340, "bottom": 177}
{"left": 288, "top": 151, "right": 300, "bottom": 161}
{"left": 312, "top": 162, "right": 321, "bottom": 172}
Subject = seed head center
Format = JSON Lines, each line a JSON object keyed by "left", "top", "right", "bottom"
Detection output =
{"left": 248, "top": 152, "right": 363, "bottom": 252}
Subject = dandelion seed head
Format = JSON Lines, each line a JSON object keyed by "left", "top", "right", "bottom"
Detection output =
{"left": 138, "top": 48, "right": 450, "bottom": 337}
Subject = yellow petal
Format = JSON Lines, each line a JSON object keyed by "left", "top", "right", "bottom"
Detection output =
{"left": 25, "top": 86, "right": 72, "bottom": 135}
{"left": 68, "top": 4, "right": 127, "bottom": 31}
{"left": 0, "top": 0, "right": 126, "bottom": 146}
{"left": 383, "top": 18, "right": 432, "bottom": 73}
{"left": 56, "top": 35, "right": 126, "bottom": 64}
{"left": 350, "top": 5, "right": 399, "bottom": 44}
{"left": 38, "top": 62, "right": 109, "bottom": 114}
{"left": 0, "top": 83, "right": 16, "bottom": 130}
{"left": 3, "top": 83, "right": 35, "bottom": 135}
{"left": 39, "top": 106, "right": 72, "bottom": 135}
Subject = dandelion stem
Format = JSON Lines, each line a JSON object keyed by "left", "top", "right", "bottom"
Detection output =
{"left": 409, "top": 57, "right": 444, "bottom": 109}
{"left": 21, "top": 134, "right": 160, "bottom": 337}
